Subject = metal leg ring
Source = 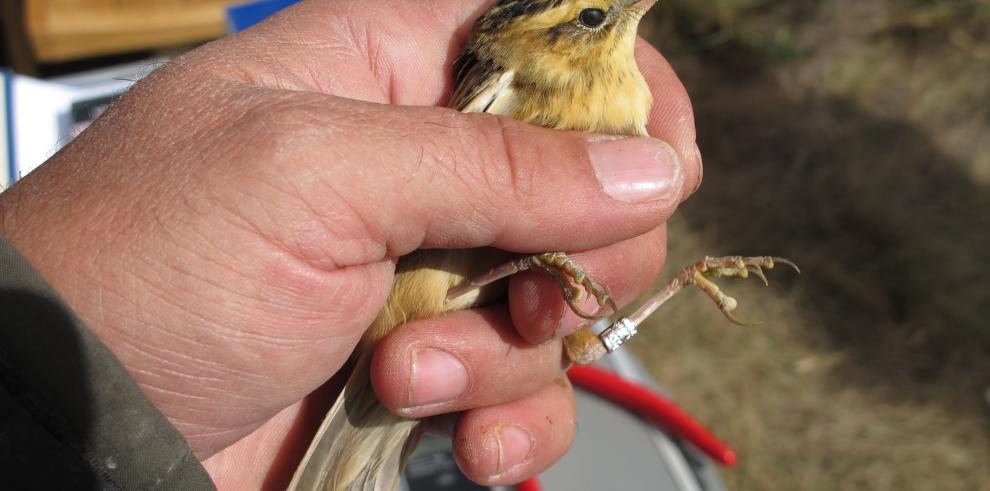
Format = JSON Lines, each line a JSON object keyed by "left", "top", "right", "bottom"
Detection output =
{"left": 599, "top": 317, "right": 639, "bottom": 353}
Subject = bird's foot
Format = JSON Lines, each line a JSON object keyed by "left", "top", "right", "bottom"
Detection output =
{"left": 563, "top": 256, "right": 799, "bottom": 364}
{"left": 446, "top": 252, "right": 617, "bottom": 320}
{"left": 678, "top": 256, "right": 800, "bottom": 325}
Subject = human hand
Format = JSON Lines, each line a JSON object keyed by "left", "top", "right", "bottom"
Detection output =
{"left": 0, "top": 0, "right": 700, "bottom": 488}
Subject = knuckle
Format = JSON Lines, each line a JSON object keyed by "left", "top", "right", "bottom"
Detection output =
{"left": 414, "top": 111, "right": 517, "bottom": 233}
{"left": 455, "top": 115, "right": 543, "bottom": 221}
{"left": 238, "top": 97, "right": 328, "bottom": 152}
{"left": 486, "top": 116, "right": 542, "bottom": 202}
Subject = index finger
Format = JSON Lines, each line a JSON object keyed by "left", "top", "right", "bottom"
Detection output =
{"left": 198, "top": 0, "right": 499, "bottom": 105}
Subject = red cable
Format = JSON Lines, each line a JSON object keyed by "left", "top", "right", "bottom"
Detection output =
{"left": 567, "top": 364, "right": 738, "bottom": 468}
{"left": 514, "top": 365, "right": 735, "bottom": 490}
{"left": 514, "top": 477, "right": 543, "bottom": 491}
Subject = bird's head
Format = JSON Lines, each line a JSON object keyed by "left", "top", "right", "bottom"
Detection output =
{"left": 474, "top": 0, "right": 657, "bottom": 72}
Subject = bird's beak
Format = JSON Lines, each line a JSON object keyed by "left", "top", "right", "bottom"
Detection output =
{"left": 623, "top": 0, "right": 658, "bottom": 13}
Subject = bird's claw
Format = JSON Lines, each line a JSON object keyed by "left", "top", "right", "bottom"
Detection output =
{"left": 527, "top": 252, "right": 617, "bottom": 320}
{"left": 682, "top": 256, "right": 798, "bottom": 325}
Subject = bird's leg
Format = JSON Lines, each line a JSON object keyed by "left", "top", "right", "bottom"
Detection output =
{"left": 447, "top": 254, "right": 797, "bottom": 364}
{"left": 564, "top": 256, "right": 799, "bottom": 365}
{"left": 446, "top": 252, "right": 617, "bottom": 320}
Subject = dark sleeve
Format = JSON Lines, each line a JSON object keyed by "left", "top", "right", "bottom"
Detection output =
{"left": 0, "top": 235, "right": 216, "bottom": 490}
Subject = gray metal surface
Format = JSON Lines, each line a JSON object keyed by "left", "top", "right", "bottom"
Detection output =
{"left": 538, "top": 388, "right": 697, "bottom": 491}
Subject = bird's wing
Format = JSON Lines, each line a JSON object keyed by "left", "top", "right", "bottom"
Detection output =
{"left": 448, "top": 50, "right": 515, "bottom": 114}
{"left": 286, "top": 352, "right": 419, "bottom": 491}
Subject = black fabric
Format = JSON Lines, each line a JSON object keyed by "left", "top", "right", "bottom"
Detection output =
{"left": 0, "top": 235, "right": 215, "bottom": 490}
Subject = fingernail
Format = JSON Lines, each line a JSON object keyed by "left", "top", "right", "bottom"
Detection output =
{"left": 692, "top": 141, "right": 704, "bottom": 194}
{"left": 493, "top": 425, "right": 534, "bottom": 478}
{"left": 407, "top": 349, "right": 469, "bottom": 408}
{"left": 588, "top": 136, "right": 682, "bottom": 203}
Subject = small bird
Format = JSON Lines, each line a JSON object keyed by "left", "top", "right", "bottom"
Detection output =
{"left": 289, "top": 1, "right": 794, "bottom": 489}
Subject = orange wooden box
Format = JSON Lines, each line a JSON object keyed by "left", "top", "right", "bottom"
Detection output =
{"left": 26, "top": 0, "right": 243, "bottom": 62}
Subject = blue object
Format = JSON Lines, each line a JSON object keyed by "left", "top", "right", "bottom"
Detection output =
{"left": 227, "top": 0, "right": 303, "bottom": 33}
{"left": 2, "top": 70, "right": 15, "bottom": 186}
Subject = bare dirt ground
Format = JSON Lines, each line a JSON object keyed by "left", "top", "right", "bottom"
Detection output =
{"left": 630, "top": 1, "right": 990, "bottom": 489}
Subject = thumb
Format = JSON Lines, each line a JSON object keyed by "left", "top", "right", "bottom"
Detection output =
{"left": 311, "top": 97, "right": 691, "bottom": 258}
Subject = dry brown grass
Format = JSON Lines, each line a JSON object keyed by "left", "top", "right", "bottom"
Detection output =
{"left": 629, "top": 1, "right": 990, "bottom": 489}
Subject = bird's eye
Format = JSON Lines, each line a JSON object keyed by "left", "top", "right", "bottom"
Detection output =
{"left": 578, "top": 8, "right": 606, "bottom": 28}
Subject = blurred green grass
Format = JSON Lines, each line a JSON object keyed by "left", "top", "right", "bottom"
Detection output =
{"left": 631, "top": 1, "right": 990, "bottom": 489}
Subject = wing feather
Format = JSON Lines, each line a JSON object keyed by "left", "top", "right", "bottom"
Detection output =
{"left": 448, "top": 50, "right": 515, "bottom": 114}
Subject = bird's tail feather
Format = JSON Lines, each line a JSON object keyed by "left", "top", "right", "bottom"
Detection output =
{"left": 288, "top": 354, "right": 421, "bottom": 491}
